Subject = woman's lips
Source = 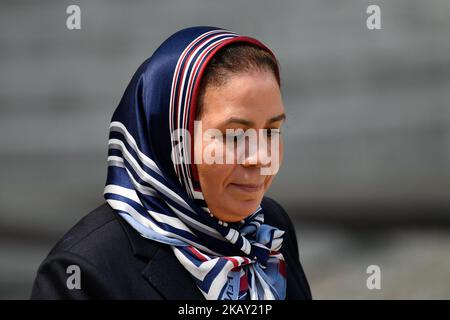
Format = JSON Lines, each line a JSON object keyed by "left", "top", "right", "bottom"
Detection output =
{"left": 229, "top": 182, "right": 264, "bottom": 193}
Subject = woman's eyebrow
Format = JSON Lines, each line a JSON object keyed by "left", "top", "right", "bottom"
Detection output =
{"left": 221, "top": 117, "right": 254, "bottom": 127}
{"left": 220, "top": 113, "right": 286, "bottom": 127}
{"left": 267, "top": 113, "right": 286, "bottom": 124}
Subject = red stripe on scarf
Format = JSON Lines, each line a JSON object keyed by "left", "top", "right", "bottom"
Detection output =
{"left": 187, "top": 246, "right": 208, "bottom": 261}
{"left": 279, "top": 260, "right": 287, "bottom": 277}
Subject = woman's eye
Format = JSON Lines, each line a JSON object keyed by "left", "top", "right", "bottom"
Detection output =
{"left": 227, "top": 133, "right": 244, "bottom": 143}
{"left": 224, "top": 129, "right": 281, "bottom": 143}
{"left": 266, "top": 128, "right": 281, "bottom": 137}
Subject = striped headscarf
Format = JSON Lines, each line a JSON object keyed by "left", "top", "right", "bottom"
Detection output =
{"left": 104, "top": 26, "right": 286, "bottom": 300}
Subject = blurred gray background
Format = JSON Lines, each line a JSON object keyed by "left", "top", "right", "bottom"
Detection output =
{"left": 1, "top": 0, "right": 449, "bottom": 299}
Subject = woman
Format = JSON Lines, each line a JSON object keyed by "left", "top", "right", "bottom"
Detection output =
{"left": 31, "top": 26, "right": 312, "bottom": 300}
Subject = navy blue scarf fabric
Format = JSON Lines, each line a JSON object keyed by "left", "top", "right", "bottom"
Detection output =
{"left": 104, "top": 26, "right": 286, "bottom": 300}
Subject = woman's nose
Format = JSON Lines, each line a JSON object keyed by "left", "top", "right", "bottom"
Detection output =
{"left": 241, "top": 136, "right": 272, "bottom": 168}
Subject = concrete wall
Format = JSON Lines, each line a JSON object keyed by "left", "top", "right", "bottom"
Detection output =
{"left": 1, "top": 0, "right": 449, "bottom": 299}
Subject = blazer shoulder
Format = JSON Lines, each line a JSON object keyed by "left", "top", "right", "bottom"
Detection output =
{"left": 48, "top": 203, "right": 119, "bottom": 254}
{"left": 31, "top": 203, "right": 165, "bottom": 299}
{"left": 42, "top": 202, "right": 141, "bottom": 273}
{"left": 261, "top": 196, "right": 293, "bottom": 231}
{"left": 261, "top": 196, "right": 300, "bottom": 259}
{"left": 261, "top": 197, "right": 312, "bottom": 300}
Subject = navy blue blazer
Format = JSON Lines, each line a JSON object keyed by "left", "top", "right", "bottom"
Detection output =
{"left": 30, "top": 197, "right": 312, "bottom": 300}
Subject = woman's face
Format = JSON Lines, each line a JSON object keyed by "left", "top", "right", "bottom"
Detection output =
{"left": 195, "top": 70, "right": 285, "bottom": 222}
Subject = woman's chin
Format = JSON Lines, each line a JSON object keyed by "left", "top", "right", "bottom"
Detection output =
{"left": 221, "top": 197, "right": 262, "bottom": 222}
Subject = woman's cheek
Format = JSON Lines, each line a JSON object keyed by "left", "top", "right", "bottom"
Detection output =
{"left": 278, "top": 139, "right": 284, "bottom": 170}
{"left": 263, "top": 175, "right": 274, "bottom": 192}
{"left": 198, "top": 163, "right": 228, "bottom": 192}
{"left": 264, "top": 135, "right": 283, "bottom": 190}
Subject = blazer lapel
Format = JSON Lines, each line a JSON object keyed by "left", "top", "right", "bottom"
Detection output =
{"left": 141, "top": 246, "right": 205, "bottom": 300}
{"left": 115, "top": 211, "right": 205, "bottom": 300}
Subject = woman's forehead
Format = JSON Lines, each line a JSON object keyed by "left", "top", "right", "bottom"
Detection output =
{"left": 200, "top": 73, "right": 284, "bottom": 126}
